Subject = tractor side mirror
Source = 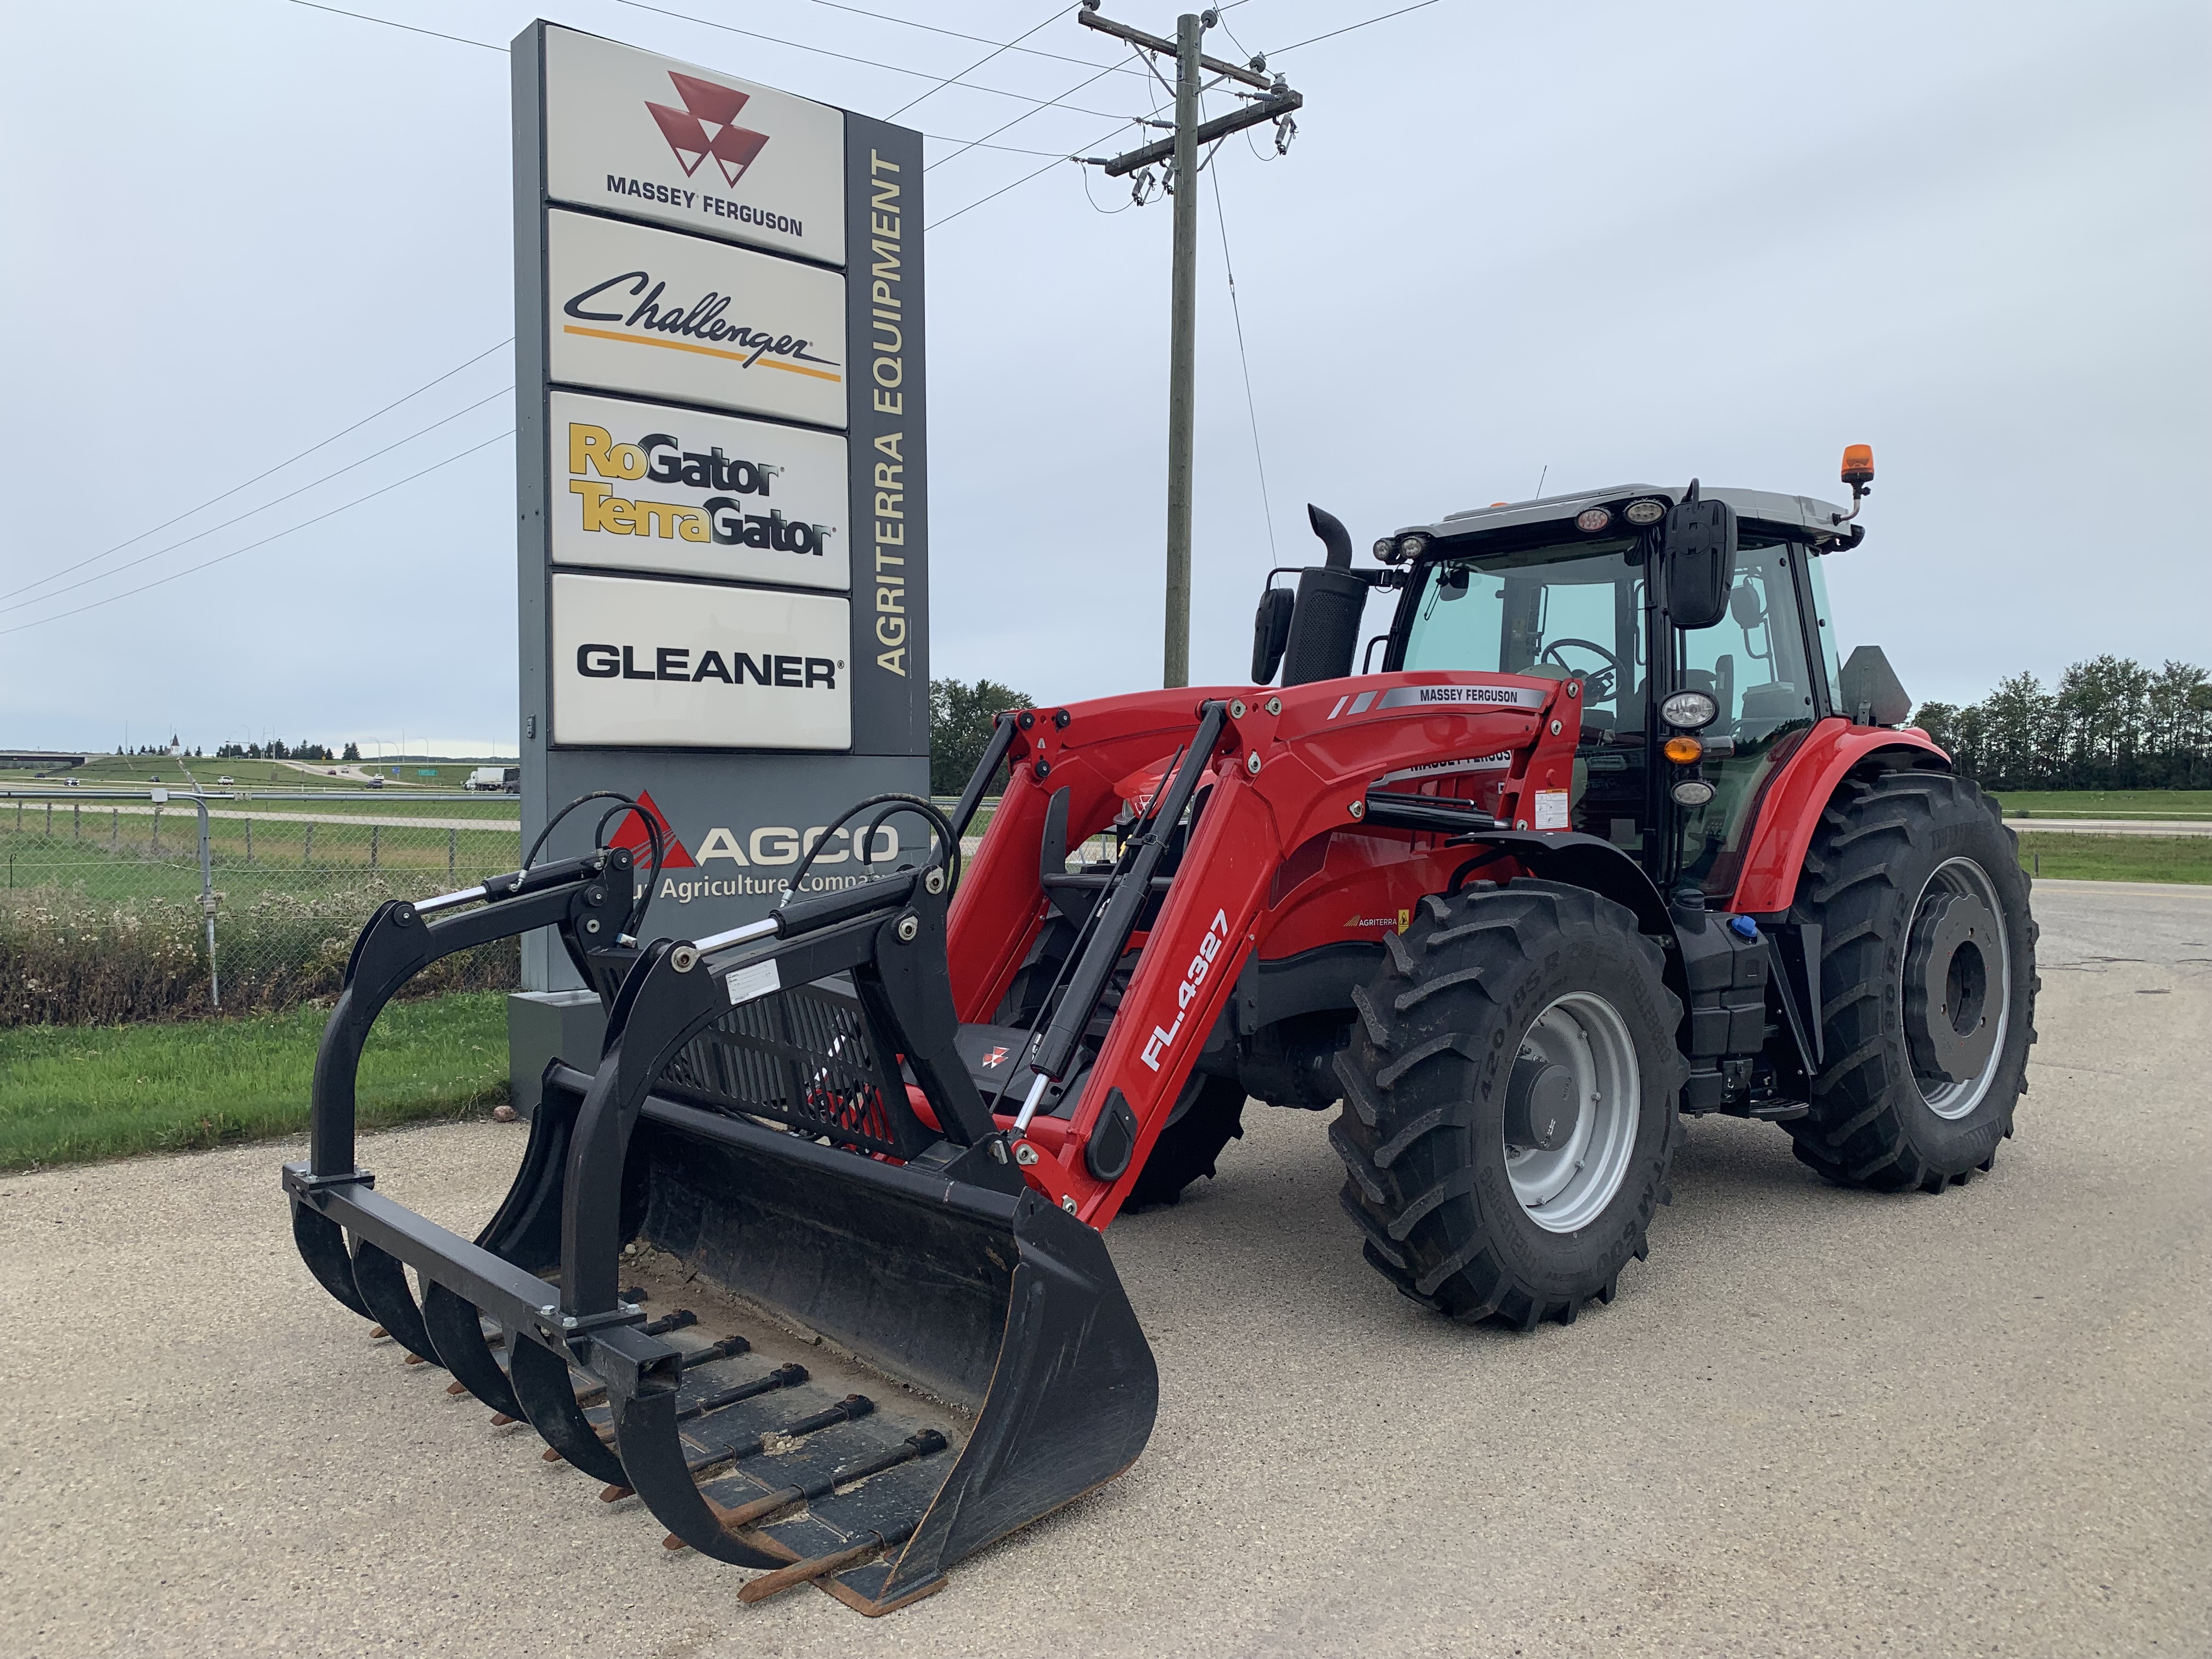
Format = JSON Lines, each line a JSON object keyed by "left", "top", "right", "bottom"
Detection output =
{"left": 1251, "top": 586, "right": 1295, "bottom": 684}
{"left": 1728, "top": 583, "right": 1763, "bottom": 628}
{"left": 1664, "top": 484, "right": 1736, "bottom": 630}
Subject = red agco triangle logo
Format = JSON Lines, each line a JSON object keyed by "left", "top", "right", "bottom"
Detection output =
{"left": 645, "top": 71, "right": 770, "bottom": 187}
{"left": 608, "top": 789, "right": 697, "bottom": 869}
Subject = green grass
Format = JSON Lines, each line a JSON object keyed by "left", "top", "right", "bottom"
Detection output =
{"left": 0, "top": 991, "right": 509, "bottom": 1171}
{"left": 1992, "top": 789, "right": 2212, "bottom": 819}
{"left": 2017, "top": 832, "right": 2212, "bottom": 884}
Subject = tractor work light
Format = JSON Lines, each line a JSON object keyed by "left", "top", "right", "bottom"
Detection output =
{"left": 1671, "top": 778, "right": 1716, "bottom": 807}
{"left": 1662, "top": 735, "right": 1704, "bottom": 764}
{"left": 1373, "top": 537, "right": 1399, "bottom": 561}
{"left": 1396, "top": 533, "right": 1431, "bottom": 561}
{"left": 1661, "top": 690, "right": 1719, "bottom": 730}
{"left": 1624, "top": 498, "right": 1667, "bottom": 526}
{"left": 1575, "top": 507, "right": 1612, "bottom": 533}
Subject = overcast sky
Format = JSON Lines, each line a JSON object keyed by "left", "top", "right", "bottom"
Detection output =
{"left": 3, "top": 0, "right": 2205, "bottom": 755}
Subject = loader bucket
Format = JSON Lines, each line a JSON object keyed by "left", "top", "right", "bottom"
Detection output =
{"left": 284, "top": 810, "right": 1158, "bottom": 1614}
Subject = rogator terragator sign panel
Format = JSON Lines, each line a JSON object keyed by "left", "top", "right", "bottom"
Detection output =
{"left": 514, "top": 19, "right": 928, "bottom": 987}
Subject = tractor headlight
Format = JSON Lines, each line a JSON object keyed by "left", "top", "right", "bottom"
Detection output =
{"left": 1624, "top": 498, "right": 1667, "bottom": 526}
{"left": 1661, "top": 690, "right": 1719, "bottom": 730}
{"left": 1575, "top": 507, "right": 1612, "bottom": 533}
{"left": 1671, "top": 778, "right": 1716, "bottom": 807}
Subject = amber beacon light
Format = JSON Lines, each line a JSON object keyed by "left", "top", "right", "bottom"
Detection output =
{"left": 1833, "top": 443, "right": 1875, "bottom": 526}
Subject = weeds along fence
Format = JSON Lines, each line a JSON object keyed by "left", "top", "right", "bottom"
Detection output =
{"left": 1, "top": 788, "right": 521, "bottom": 1028}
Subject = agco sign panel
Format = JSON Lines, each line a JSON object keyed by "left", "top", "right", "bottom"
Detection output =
{"left": 549, "top": 388, "right": 848, "bottom": 590}
{"left": 550, "top": 572, "right": 850, "bottom": 751}
{"left": 541, "top": 26, "right": 845, "bottom": 266}
{"left": 546, "top": 210, "right": 845, "bottom": 428}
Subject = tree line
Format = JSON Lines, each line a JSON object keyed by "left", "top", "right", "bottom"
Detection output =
{"left": 1912, "top": 656, "right": 2211, "bottom": 791}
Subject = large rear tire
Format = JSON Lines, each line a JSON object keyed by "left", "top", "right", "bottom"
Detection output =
{"left": 1330, "top": 880, "right": 1686, "bottom": 1328}
{"left": 1785, "top": 770, "right": 2038, "bottom": 1191}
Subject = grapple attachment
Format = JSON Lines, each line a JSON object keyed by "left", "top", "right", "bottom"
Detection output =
{"left": 284, "top": 808, "right": 1157, "bottom": 1614}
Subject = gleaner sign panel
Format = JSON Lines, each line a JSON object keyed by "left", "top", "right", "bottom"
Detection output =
{"left": 546, "top": 209, "right": 847, "bottom": 428}
{"left": 549, "top": 389, "right": 849, "bottom": 589}
{"left": 550, "top": 572, "right": 851, "bottom": 750}
{"left": 542, "top": 25, "right": 845, "bottom": 267}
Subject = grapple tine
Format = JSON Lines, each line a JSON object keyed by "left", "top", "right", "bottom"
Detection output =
{"left": 290, "top": 1203, "right": 373, "bottom": 1321}
{"left": 509, "top": 1337, "right": 628, "bottom": 1486}
{"left": 421, "top": 1282, "right": 520, "bottom": 1417}
{"left": 348, "top": 1238, "right": 442, "bottom": 1369}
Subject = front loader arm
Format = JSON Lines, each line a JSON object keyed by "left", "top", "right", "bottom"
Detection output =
{"left": 952, "top": 672, "right": 1584, "bottom": 1227}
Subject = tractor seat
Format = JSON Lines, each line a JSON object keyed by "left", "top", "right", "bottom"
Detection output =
{"left": 1737, "top": 681, "right": 1806, "bottom": 738}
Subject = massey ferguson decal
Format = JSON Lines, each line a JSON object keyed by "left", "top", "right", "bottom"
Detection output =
{"left": 1141, "top": 909, "right": 1232, "bottom": 1072}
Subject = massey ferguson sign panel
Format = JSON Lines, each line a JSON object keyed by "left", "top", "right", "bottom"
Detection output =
{"left": 548, "top": 388, "right": 848, "bottom": 589}
{"left": 545, "top": 209, "right": 846, "bottom": 428}
{"left": 550, "top": 572, "right": 850, "bottom": 751}
{"left": 542, "top": 25, "right": 845, "bottom": 266}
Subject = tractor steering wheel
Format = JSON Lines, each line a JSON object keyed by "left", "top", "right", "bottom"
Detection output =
{"left": 1539, "top": 639, "right": 1618, "bottom": 702}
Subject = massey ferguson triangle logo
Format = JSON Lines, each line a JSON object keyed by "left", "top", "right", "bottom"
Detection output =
{"left": 646, "top": 72, "right": 770, "bottom": 187}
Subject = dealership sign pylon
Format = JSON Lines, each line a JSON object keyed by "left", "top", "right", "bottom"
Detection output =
{"left": 512, "top": 19, "right": 927, "bottom": 990}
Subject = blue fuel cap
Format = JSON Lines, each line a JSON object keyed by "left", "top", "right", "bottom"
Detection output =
{"left": 1727, "top": 914, "right": 1759, "bottom": 939}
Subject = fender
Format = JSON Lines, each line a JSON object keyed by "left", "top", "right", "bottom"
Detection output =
{"left": 1725, "top": 718, "right": 1949, "bottom": 915}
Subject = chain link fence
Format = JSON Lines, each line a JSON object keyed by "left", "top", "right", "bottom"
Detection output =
{"left": 1, "top": 788, "right": 522, "bottom": 1027}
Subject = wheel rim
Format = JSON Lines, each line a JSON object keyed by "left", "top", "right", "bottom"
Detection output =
{"left": 1906, "top": 856, "right": 2012, "bottom": 1121}
{"left": 1503, "top": 991, "right": 1641, "bottom": 1233}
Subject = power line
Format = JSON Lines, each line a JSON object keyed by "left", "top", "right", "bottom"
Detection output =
{"left": 0, "top": 338, "right": 512, "bottom": 606}
{"left": 284, "top": 0, "right": 504, "bottom": 52}
{"left": 1, "top": 432, "right": 514, "bottom": 639}
{"left": 792, "top": 0, "right": 1147, "bottom": 78}
{"left": 889, "top": 4, "right": 1080, "bottom": 120}
{"left": 1, "top": 387, "right": 513, "bottom": 616}
{"left": 1210, "top": 167, "right": 1278, "bottom": 562}
{"left": 619, "top": 1, "right": 1126, "bottom": 120}
{"left": 924, "top": 53, "right": 1135, "bottom": 173}
{"left": 1268, "top": 0, "right": 1443, "bottom": 57}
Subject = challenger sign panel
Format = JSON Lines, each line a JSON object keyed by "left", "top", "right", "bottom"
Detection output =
{"left": 546, "top": 209, "right": 846, "bottom": 428}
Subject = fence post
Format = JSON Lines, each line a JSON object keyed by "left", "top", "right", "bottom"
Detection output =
{"left": 370, "top": 825, "right": 379, "bottom": 870}
{"left": 74, "top": 803, "right": 81, "bottom": 840}
{"left": 152, "top": 805, "right": 161, "bottom": 855}
{"left": 111, "top": 808, "right": 119, "bottom": 849}
{"left": 44, "top": 802, "right": 52, "bottom": 837}
{"left": 304, "top": 822, "right": 314, "bottom": 864}
{"left": 245, "top": 818, "right": 253, "bottom": 862}
{"left": 193, "top": 798, "right": 219, "bottom": 1009}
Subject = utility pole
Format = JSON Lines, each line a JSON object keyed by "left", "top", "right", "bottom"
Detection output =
{"left": 1077, "top": 4, "right": 1301, "bottom": 688}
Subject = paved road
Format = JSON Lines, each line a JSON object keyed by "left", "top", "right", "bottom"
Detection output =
{"left": 7, "top": 799, "right": 517, "bottom": 832}
{"left": 2007, "top": 818, "right": 2212, "bottom": 837}
{"left": 2, "top": 886, "right": 2205, "bottom": 1658}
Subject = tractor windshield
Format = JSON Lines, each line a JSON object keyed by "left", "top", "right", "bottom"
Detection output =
{"left": 1400, "top": 537, "right": 1647, "bottom": 732}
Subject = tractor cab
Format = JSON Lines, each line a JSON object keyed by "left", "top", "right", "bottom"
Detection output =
{"left": 1256, "top": 449, "right": 1899, "bottom": 902}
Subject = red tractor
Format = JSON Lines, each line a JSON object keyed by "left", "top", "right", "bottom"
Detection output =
{"left": 288, "top": 448, "right": 2035, "bottom": 1611}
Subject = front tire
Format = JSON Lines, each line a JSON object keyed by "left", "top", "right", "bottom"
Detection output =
{"left": 1785, "top": 770, "right": 2039, "bottom": 1191}
{"left": 1331, "top": 881, "right": 1687, "bottom": 1328}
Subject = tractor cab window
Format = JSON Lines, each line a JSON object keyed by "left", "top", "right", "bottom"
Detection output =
{"left": 1675, "top": 537, "right": 1820, "bottom": 894}
{"left": 1401, "top": 538, "right": 1647, "bottom": 732}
